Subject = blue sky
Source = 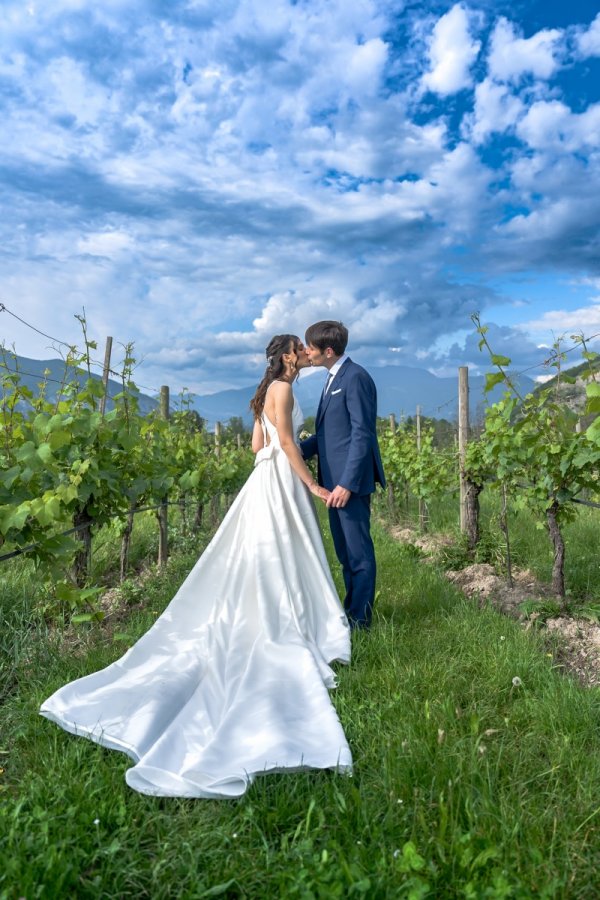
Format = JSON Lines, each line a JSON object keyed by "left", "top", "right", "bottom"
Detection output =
{"left": 0, "top": 0, "right": 599, "bottom": 395}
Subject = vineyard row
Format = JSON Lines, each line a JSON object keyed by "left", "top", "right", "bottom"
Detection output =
{"left": 380, "top": 324, "right": 600, "bottom": 603}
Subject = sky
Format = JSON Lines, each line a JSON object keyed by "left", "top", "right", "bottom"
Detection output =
{"left": 1, "top": 0, "right": 599, "bottom": 397}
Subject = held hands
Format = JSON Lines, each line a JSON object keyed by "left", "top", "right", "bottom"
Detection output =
{"left": 326, "top": 485, "right": 351, "bottom": 508}
{"left": 308, "top": 482, "right": 331, "bottom": 504}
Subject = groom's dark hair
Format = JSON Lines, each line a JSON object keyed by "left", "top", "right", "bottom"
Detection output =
{"left": 305, "top": 321, "right": 348, "bottom": 356}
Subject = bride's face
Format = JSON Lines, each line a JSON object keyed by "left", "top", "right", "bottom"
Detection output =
{"left": 292, "top": 341, "right": 310, "bottom": 370}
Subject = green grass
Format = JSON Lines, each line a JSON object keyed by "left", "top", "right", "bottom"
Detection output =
{"left": 2, "top": 510, "right": 600, "bottom": 897}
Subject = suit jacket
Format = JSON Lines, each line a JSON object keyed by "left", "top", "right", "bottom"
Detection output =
{"left": 301, "top": 358, "right": 386, "bottom": 495}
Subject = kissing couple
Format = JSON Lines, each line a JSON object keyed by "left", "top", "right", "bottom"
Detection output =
{"left": 41, "top": 319, "right": 386, "bottom": 799}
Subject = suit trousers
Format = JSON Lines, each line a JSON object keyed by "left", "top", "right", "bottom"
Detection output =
{"left": 328, "top": 494, "right": 376, "bottom": 627}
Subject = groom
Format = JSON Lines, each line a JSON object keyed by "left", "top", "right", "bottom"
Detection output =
{"left": 300, "top": 321, "right": 386, "bottom": 629}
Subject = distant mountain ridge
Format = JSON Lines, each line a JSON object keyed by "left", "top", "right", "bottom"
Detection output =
{"left": 192, "top": 364, "right": 537, "bottom": 428}
{"left": 2, "top": 355, "right": 158, "bottom": 416}
{"left": 4, "top": 355, "right": 537, "bottom": 428}
{"left": 530, "top": 357, "right": 600, "bottom": 426}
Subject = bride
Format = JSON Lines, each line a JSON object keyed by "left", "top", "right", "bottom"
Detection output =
{"left": 40, "top": 334, "right": 352, "bottom": 799}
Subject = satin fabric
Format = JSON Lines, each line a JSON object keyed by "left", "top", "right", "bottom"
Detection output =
{"left": 40, "top": 396, "right": 352, "bottom": 799}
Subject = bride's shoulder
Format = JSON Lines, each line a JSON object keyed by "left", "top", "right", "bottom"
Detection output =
{"left": 269, "top": 379, "right": 293, "bottom": 396}
{"left": 265, "top": 380, "right": 293, "bottom": 414}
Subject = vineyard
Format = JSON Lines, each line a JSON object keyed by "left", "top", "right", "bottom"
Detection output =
{"left": 3, "top": 323, "right": 600, "bottom": 896}
{"left": 0, "top": 340, "right": 254, "bottom": 621}
{"left": 2, "top": 318, "right": 599, "bottom": 623}
{"left": 378, "top": 321, "right": 600, "bottom": 604}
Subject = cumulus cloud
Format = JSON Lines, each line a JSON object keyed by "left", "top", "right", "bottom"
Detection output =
{"left": 421, "top": 4, "right": 481, "bottom": 96}
{"left": 463, "top": 77, "right": 524, "bottom": 144}
{"left": 576, "top": 12, "right": 600, "bottom": 58}
{"left": 444, "top": 322, "right": 545, "bottom": 371}
{"left": 519, "top": 300, "right": 600, "bottom": 337}
{"left": 488, "top": 17, "right": 563, "bottom": 82}
{"left": 491, "top": 187, "right": 600, "bottom": 274}
{"left": 516, "top": 100, "right": 600, "bottom": 152}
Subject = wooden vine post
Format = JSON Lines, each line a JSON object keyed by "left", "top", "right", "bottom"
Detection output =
{"left": 387, "top": 413, "right": 396, "bottom": 514}
{"left": 211, "top": 422, "right": 222, "bottom": 524}
{"left": 157, "top": 385, "right": 169, "bottom": 568}
{"left": 99, "top": 336, "right": 113, "bottom": 418}
{"left": 416, "top": 405, "right": 428, "bottom": 531}
{"left": 458, "top": 367, "right": 469, "bottom": 532}
{"left": 73, "top": 507, "right": 94, "bottom": 587}
{"left": 74, "top": 335, "right": 113, "bottom": 586}
{"left": 458, "top": 366, "right": 482, "bottom": 550}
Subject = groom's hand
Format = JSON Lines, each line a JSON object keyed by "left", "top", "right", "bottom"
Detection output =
{"left": 326, "top": 485, "right": 351, "bottom": 508}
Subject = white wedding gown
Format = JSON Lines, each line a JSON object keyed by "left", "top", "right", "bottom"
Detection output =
{"left": 40, "top": 395, "right": 352, "bottom": 799}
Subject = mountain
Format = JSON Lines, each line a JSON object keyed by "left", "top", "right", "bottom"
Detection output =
{"left": 530, "top": 358, "right": 600, "bottom": 424}
{"left": 2, "top": 355, "right": 158, "bottom": 415}
{"left": 4, "top": 355, "right": 537, "bottom": 429}
{"left": 193, "top": 365, "right": 536, "bottom": 429}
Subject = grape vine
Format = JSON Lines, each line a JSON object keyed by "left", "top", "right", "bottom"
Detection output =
{"left": 379, "top": 319, "right": 600, "bottom": 603}
{"left": 0, "top": 343, "right": 253, "bottom": 620}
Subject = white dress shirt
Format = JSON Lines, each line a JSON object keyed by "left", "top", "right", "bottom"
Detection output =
{"left": 324, "top": 354, "right": 348, "bottom": 393}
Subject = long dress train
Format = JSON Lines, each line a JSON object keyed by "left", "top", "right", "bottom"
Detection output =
{"left": 40, "top": 397, "right": 352, "bottom": 798}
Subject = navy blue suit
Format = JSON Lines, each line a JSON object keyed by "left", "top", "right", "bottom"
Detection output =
{"left": 301, "top": 358, "right": 385, "bottom": 628}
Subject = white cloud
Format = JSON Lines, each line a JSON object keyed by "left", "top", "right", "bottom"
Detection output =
{"left": 349, "top": 297, "right": 405, "bottom": 341}
{"left": 517, "top": 100, "right": 600, "bottom": 152}
{"left": 294, "top": 103, "right": 447, "bottom": 180}
{"left": 519, "top": 300, "right": 600, "bottom": 337}
{"left": 421, "top": 4, "right": 481, "bottom": 96}
{"left": 420, "top": 142, "right": 492, "bottom": 235}
{"left": 498, "top": 195, "right": 591, "bottom": 245}
{"left": 577, "top": 12, "right": 600, "bottom": 58}
{"left": 250, "top": 290, "right": 346, "bottom": 340}
{"left": 464, "top": 77, "right": 524, "bottom": 144}
{"left": 345, "top": 37, "right": 389, "bottom": 97}
{"left": 45, "top": 57, "right": 113, "bottom": 127}
{"left": 77, "top": 230, "right": 134, "bottom": 256}
{"left": 572, "top": 276, "right": 600, "bottom": 292}
{"left": 488, "top": 18, "right": 563, "bottom": 83}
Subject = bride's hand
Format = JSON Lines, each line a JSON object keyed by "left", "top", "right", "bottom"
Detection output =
{"left": 308, "top": 482, "right": 330, "bottom": 503}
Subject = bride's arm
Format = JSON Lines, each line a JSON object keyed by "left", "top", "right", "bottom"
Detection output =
{"left": 270, "top": 383, "right": 329, "bottom": 502}
{"left": 252, "top": 419, "right": 265, "bottom": 453}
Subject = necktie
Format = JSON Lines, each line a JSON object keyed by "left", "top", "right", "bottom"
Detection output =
{"left": 317, "top": 372, "right": 333, "bottom": 421}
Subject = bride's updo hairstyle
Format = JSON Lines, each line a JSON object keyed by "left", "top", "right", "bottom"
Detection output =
{"left": 250, "top": 334, "right": 300, "bottom": 420}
